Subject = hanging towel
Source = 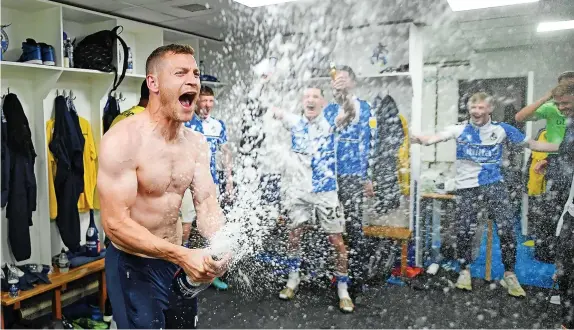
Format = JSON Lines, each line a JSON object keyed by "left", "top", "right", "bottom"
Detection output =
{"left": 2, "top": 93, "right": 37, "bottom": 261}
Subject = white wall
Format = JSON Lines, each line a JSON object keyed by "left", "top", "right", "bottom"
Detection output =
{"left": 421, "top": 42, "right": 574, "bottom": 170}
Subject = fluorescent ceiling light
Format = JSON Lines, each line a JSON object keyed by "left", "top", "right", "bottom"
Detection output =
{"left": 447, "top": 0, "right": 539, "bottom": 12}
{"left": 233, "top": 0, "right": 300, "bottom": 7}
{"left": 537, "top": 20, "right": 574, "bottom": 32}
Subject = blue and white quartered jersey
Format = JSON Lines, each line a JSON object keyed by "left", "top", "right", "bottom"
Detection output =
{"left": 281, "top": 112, "right": 338, "bottom": 195}
{"left": 184, "top": 114, "right": 227, "bottom": 185}
{"left": 324, "top": 97, "right": 372, "bottom": 179}
{"left": 438, "top": 120, "right": 528, "bottom": 189}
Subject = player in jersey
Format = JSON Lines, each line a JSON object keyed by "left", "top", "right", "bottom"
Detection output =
{"left": 515, "top": 72, "right": 574, "bottom": 262}
{"left": 412, "top": 92, "right": 553, "bottom": 298}
{"left": 273, "top": 87, "right": 356, "bottom": 313}
{"left": 323, "top": 65, "right": 374, "bottom": 296}
{"left": 183, "top": 85, "right": 233, "bottom": 291}
{"left": 109, "top": 80, "right": 149, "bottom": 128}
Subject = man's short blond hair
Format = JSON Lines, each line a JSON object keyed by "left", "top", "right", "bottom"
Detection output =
{"left": 468, "top": 92, "right": 493, "bottom": 106}
{"left": 552, "top": 82, "right": 574, "bottom": 98}
{"left": 145, "top": 44, "right": 195, "bottom": 75}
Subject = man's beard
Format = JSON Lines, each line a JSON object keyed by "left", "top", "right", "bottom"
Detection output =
{"left": 159, "top": 89, "right": 186, "bottom": 122}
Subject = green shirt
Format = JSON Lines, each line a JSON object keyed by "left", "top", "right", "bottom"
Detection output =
{"left": 533, "top": 101, "right": 566, "bottom": 145}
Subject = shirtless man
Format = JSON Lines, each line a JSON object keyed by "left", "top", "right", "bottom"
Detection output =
{"left": 98, "top": 44, "right": 227, "bottom": 329}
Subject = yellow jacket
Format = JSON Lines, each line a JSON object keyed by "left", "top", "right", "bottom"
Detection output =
{"left": 47, "top": 116, "right": 98, "bottom": 220}
{"left": 528, "top": 131, "right": 548, "bottom": 196}
{"left": 110, "top": 105, "right": 145, "bottom": 128}
{"left": 398, "top": 114, "right": 410, "bottom": 196}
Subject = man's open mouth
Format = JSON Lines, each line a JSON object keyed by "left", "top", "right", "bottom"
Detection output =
{"left": 179, "top": 92, "right": 196, "bottom": 108}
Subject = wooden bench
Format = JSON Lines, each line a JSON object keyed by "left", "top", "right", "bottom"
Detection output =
{"left": 1, "top": 258, "right": 106, "bottom": 329}
{"left": 363, "top": 226, "right": 412, "bottom": 277}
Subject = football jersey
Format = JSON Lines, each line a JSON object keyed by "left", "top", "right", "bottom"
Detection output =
{"left": 184, "top": 114, "right": 227, "bottom": 184}
{"left": 438, "top": 120, "right": 528, "bottom": 189}
{"left": 281, "top": 112, "right": 338, "bottom": 196}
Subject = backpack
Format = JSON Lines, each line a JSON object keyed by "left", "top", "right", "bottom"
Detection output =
{"left": 73, "top": 26, "right": 129, "bottom": 94}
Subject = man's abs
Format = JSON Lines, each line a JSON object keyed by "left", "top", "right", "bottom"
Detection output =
{"left": 115, "top": 193, "right": 184, "bottom": 258}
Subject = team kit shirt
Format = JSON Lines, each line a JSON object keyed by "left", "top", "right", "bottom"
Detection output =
{"left": 184, "top": 114, "right": 227, "bottom": 185}
{"left": 323, "top": 96, "right": 372, "bottom": 179}
{"left": 437, "top": 120, "right": 528, "bottom": 189}
{"left": 281, "top": 112, "right": 338, "bottom": 203}
{"left": 532, "top": 102, "right": 566, "bottom": 146}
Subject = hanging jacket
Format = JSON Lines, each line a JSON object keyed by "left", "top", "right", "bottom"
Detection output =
{"left": 527, "top": 130, "right": 548, "bottom": 196}
{"left": 324, "top": 97, "right": 371, "bottom": 179}
{"left": 102, "top": 95, "right": 120, "bottom": 134}
{"left": 398, "top": 114, "right": 410, "bottom": 196}
{"left": 1, "top": 109, "right": 10, "bottom": 207}
{"left": 49, "top": 96, "right": 84, "bottom": 252}
{"left": 369, "top": 94, "right": 404, "bottom": 214}
{"left": 2, "top": 93, "right": 37, "bottom": 261}
{"left": 47, "top": 115, "right": 97, "bottom": 218}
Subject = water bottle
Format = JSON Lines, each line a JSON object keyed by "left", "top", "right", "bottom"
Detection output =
{"left": 7, "top": 265, "right": 19, "bottom": 298}
{"left": 86, "top": 210, "right": 100, "bottom": 257}
{"left": 65, "top": 38, "right": 74, "bottom": 68}
{"left": 63, "top": 39, "right": 70, "bottom": 68}
{"left": 172, "top": 255, "right": 220, "bottom": 299}
{"left": 199, "top": 60, "right": 205, "bottom": 78}
{"left": 127, "top": 47, "right": 133, "bottom": 74}
{"left": 58, "top": 248, "right": 69, "bottom": 273}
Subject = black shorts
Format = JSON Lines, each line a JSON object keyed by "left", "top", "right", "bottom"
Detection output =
{"left": 105, "top": 244, "right": 198, "bottom": 329}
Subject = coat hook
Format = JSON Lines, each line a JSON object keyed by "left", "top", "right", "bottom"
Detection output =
{"left": 119, "top": 92, "right": 126, "bottom": 102}
{"left": 70, "top": 90, "right": 76, "bottom": 100}
{"left": 56, "top": 89, "right": 59, "bottom": 96}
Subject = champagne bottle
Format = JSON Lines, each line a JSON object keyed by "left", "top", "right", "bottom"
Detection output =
{"left": 86, "top": 210, "right": 100, "bottom": 257}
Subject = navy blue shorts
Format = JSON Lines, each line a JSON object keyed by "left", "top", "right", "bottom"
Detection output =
{"left": 105, "top": 244, "right": 198, "bottom": 329}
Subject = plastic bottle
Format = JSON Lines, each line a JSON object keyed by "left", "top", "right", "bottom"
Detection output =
{"left": 7, "top": 265, "right": 19, "bottom": 298}
{"left": 86, "top": 210, "right": 100, "bottom": 257}
{"left": 126, "top": 47, "right": 133, "bottom": 74}
{"left": 66, "top": 38, "right": 74, "bottom": 68}
{"left": 58, "top": 248, "right": 69, "bottom": 273}
{"left": 199, "top": 60, "right": 205, "bottom": 78}
{"left": 63, "top": 39, "right": 70, "bottom": 68}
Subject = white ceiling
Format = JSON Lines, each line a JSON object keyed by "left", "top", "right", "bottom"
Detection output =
{"left": 51, "top": 0, "right": 574, "bottom": 54}
{"left": 424, "top": 0, "right": 574, "bottom": 60}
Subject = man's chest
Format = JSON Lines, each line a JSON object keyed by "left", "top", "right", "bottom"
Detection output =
{"left": 456, "top": 127, "right": 506, "bottom": 162}
{"left": 136, "top": 145, "right": 195, "bottom": 195}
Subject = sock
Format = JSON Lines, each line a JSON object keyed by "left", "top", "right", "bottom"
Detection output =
{"left": 286, "top": 271, "right": 300, "bottom": 290}
{"left": 336, "top": 272, "right": 350, "bottom": 299}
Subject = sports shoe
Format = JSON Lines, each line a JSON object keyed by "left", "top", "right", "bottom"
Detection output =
{"left": 39, "top": 42, "right": 55, "bottom": 66}
{"left": 279, "top": 286, "right": 297, "bottom": 300}
{"left": 18, "top": 39, "right": 42, "bottom": 64}
{"left": 550, "top": 295, "right": 561, "bottom": 305}
{"left": 500, "top": 273, "right": 526, "bottom": 297}
{"left": 339, "top": 297, "right": 355, "bottom": 313}
{"left": 455, "top": 269, "right": 472, "bottom": 291}
{"left": 211, "top": 277, "right": 228, "bottom": 290}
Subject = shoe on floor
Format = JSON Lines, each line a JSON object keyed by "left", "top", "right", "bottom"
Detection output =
{"left": 500, "top": 273, "right": 526, "bottom": 297}
{"left": 18, "top": 38, "right": 42, "bottom": 65}
{"left": 211, "top": 277, "right": 228, "bottom": 290}
{"left": 279, "top": 286, "right": 297, "bottom": 300}
{"left": 339, "top": 297, "right": 355, "bottom": 313}
{"left": 550, "top": 295, "right": 561, "bottom": 305}
{"left": 455, "top": 269, "right": 472, "bottom": 291}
